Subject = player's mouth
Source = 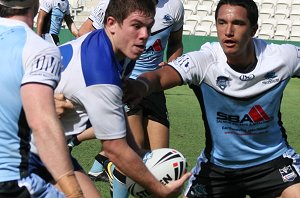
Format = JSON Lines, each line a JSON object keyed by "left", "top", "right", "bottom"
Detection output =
{"left": 223, "top": 39, "right": 236, "bottom": 48}
{"left": 135, "top": 45, "right": 145, "bottom": 53}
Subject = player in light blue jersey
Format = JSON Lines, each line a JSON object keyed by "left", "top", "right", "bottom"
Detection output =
{"left": 31, "top": 0, "right": 190, "bottom": 197}
{"left": 0, "top": 0, "right": 83, "bottom": 197}
{"left": 124, "top": 0, "right": 300, "bottom": 197}
{"left": 36, "top": 0, "right": 78, "bottom": 45}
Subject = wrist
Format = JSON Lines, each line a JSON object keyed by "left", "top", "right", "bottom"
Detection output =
{"left": 56, "top": 170, "right": 83, "bottom": 197}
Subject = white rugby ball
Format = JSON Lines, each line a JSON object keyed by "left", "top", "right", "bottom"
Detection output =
{"left": 126, "top": 148, "right": 187, "bottom": 198}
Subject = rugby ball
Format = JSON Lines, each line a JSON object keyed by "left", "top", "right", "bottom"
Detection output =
{"left": 126, "top": 148, "right": 187, "bottom": 198}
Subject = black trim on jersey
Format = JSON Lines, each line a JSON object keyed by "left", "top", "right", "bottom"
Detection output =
{"left": 277, "top": 96, "right": 289, "bottom": 146}
{"left": 165, "top": 65, "right": 184, "bottom": 85}
{"left": 151, "top": 24, "right": 173, "bottom": 36}
{"left": 21, "top": 82, "right": 57, "bottom": 90}
{"left": 189, "top": 84, "right": 213, "bottom": 160}
{"left": 17, "top": 109, "right": 31, "bottom": 179}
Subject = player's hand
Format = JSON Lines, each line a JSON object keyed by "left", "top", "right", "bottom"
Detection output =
{"left": 153, "top": 172, "right": 191, "bottom": 198}
{"left": 164, "top": 172, "right": 191, "bottom": 198}
{"left": 122, "top": 78, "right": 149, "bottom": 109}
{"left": 158, "top": 61, "right": 168, "bottom": 67}
{"left": 54, "top": 93, "right": 74, "bottom": 118}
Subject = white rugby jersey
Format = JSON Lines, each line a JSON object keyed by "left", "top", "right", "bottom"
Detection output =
{"left": 39, "top": 0, "right": 71, "bottom": 35}
{"left": 169, "top": 38, "right": 300, "bottom": 168}
{"left": 88, "top": 0, "right": 184, "bottom": 79}
{"left": 56, "top": 29, "right": 135, "bottom": 140}
{"left": 0, "top": 18, "right": 61, "bottom": 182}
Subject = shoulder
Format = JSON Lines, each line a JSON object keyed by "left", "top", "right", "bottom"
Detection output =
{"left": 23, "top": 27, "right": 60, "bottom": 60}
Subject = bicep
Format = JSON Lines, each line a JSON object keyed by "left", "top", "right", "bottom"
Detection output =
{"left": 21, "top": 84, "right": 56, "bottom": 128}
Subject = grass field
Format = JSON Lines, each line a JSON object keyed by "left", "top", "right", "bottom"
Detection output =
{"left": 72, "top": 78, "right": 300, "bottom": 197}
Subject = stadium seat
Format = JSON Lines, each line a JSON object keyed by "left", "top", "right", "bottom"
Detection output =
{"left": 196, "top": 4, "right": 212, "bottom": 17}
{"left": 185, "top": 15, "right": 201, "bottom": 29}
{"left": 273, "top": 29, "right": 290, "bottom": 41}
{"left": 274, "top": 8, "right": 290, "bottom": 20}
{"left": 186, "top": 0, "right": 199, "bottom": 8}
{"left": 184, "top": 4, "right": 197, "bottom": 20}
{"left": 276, "top": 0, "right": 292, "bottom": 10}
{"left": 259, "top": 8, "right": 274, "bottom": 19}
{"left": 291, "top": 0, "right": 300, "bottom": 11}
{"left": 198, "top": 15, "right": 215, "bottom": 29}
{"left": 260, "top": 0, "right": 276, "bottom": 10}
{"left": 194, "top": 25, "right": 211, "bottom": 36}
{"left": 289, "top": 9, "right": 300, "bottom": 22}
{"left": 291, "top": 20, "right": 300, "bottom": 35}
{"left": 290, "top": 31, "right": 300, "bottom": 42}
{"left": 183, "top": 24, "right": 195, "bottom": 35}
{"left": 257, "top": 29, "right": 274, "bottom": 40}
{"left": 276, "top": 19, "right": 292, "bottom": 32}
{"left": 260, "top": 18, "right": 277, "bottom": 32}
{"left": 201, "top": 0, "right": 215, "bottom": 8}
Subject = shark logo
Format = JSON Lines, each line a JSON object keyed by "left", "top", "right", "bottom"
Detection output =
{"left": 216, "top": 76, "right": 230, "bottom": 90}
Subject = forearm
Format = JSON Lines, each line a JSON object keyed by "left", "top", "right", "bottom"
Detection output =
{"left": 69, "top": 22, "right": 78, "bottom": 37}
{"left": 103, "top": 139, "right": 167, "bottom": 197}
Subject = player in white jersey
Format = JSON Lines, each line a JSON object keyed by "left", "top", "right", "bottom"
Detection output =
{"left": 65, "top": 0, "right": 184, "bottom": 188}
{"left": 36, "top": 0, "right": 78, "bottom": 45}
{"left": 0, "top": 0, "right": 83, "bottom": 197}
{"left": 31, "top": 0, "right": 190, "bottom": 197}
{"left": 124, "top": 0, "right": 300, "bottom": 197}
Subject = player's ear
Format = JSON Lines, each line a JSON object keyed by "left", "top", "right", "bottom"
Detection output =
{"left": 105, "top": 16, "right": 118, "bottom": 35}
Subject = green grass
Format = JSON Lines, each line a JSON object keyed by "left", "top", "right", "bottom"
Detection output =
{"left": 72, "top": 79, "right": 300, "bottom": 197}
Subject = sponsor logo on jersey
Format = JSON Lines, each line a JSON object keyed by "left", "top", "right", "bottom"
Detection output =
{"left": 217, "top": 105, "right": 270, "bottom": 124}
{"left": 216, "top": 76, "right": 230, "bottom": 90}
{"left": 145, "top": 39, "right": 162, "bottom": 53}
{"left": 239, "top": 74, "right": 255, "bottom": 81}
{"left": 262, "top": 71, "right": 279, "bottom": 84}
{"left": 175, "top": 54, "right": 190, "bottom": 72}
{"left": 279, "top": 165, "right": 297, "bottom": 182}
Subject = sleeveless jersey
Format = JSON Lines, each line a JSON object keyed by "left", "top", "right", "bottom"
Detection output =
{"left": 56, "top": 29, "right": 135, "bottom": 139}
{"left": 39, "top": 0, "right": 71, "bottom": 35}
{"left": 0, "top": 18, "right": 61, "bottom": 182}
{"left": 169, "top": 38, "right": 300, "bottom": 168}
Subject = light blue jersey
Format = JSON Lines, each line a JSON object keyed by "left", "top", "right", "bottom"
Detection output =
{"left": 170, "top": 38, "right": 300, "bottom": 168}
{"left": 129, "top": 0, "right": 184, "bottom": 79}
{"left": 39, "top": 0, "right": 71, "bottom": 35}
{"left": 0, "top": 17, "right": 62, "bottom": 195}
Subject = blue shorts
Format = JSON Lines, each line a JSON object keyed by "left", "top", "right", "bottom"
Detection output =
{"left": 29, "top": 152, "right": 83, "bottom": 183}
{"left": 0, "top": 173, "right": 65, "bottom": 198}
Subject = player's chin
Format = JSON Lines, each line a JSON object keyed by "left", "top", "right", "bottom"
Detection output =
{"left": 127, "top": 50, "right": 143, "bottom": 60}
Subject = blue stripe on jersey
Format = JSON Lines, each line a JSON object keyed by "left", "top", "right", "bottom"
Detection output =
{"left": 59, "top": 43, "right": 73, "bottom": 71}
{"left": 81, "top": 30, "right": 122, "bottom": 87}
{"left": 190, "top": 80, "right": 289, "bottom": 168}
{"left": 0, "top": 25, "right": 30, "bottom": 181}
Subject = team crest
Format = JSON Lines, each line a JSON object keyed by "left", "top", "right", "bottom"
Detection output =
{"left": 279, "top": 165, "right": 297, "bottom": 182}
{"left": 189, "top": 184, "right": 208, "bottom": 197}
{"left": 216, "top": 76, "right": 230, "bottom": 91}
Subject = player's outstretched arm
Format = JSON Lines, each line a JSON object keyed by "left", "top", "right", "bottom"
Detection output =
{"left": 102, "top": 138, "right": 190, "bottom": 197}
{"left": 123, "top": 65, "right": 182, "bottom": 108}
